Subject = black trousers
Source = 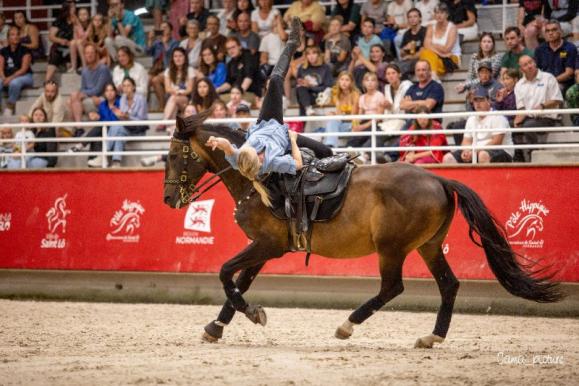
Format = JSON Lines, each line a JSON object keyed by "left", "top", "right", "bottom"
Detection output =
{"left": 257, "top": 75, "right": 332, "bottom": 159}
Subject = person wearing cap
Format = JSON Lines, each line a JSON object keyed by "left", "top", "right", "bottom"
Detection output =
{"left": 513, "top": 54, "right": 564, "bottom": 162}
{"left": 466, "top": 61, "right": 503, "bottom": 109}
{"left": 443, "top": 87, "right": 513, "bottom": 164}
{"left": 234, "top": 103, "right": 252, "bottom": 132}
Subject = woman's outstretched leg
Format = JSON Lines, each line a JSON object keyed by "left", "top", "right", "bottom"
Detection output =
{"left": 257, "top": 17, "right": 303, "bottom": 124}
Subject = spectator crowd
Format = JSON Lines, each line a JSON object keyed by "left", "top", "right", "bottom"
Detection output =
{"left": 0, "top": 0, "right": 577, "bottom": 169}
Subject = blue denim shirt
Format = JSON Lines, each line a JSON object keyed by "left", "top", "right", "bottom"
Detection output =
{"left": 225, "top": 119, "right": 296, "bottom": 176}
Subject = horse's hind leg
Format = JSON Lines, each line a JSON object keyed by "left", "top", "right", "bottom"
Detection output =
{"left": 335, "top": 250, "right": 405, "bottom": 340}
{"left": 203, "top": 263, "right": 265, "bottom": 343}
{"left": 414, "top": 242, "right": 460, "bottom": 348}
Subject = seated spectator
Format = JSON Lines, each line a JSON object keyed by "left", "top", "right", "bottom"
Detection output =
{"left": 400, "top": 60, "right": 445, "bottom": 117}
{"left": 415, "top": 0, "right": 439, "bottom": 26}
{"left": 382, "top": 63, "right": 414, "bottom": 132}
{"left": 259, "top": 14, "right": 288, "bottom": 81}
{"left": 201, "top": 15, "right": 227, "bottom": 62}
{"left": 234, "top": 103, "right": 252, "bottom": 132}
{"left": 456, "top": 33, "right": 503, "bottom": 95}
{"left": 145, "top": 0, "right": 167, "bottom": 32}
{"left": 168, "top": 0, "right": 190, "bottom": 40}
{"left": 0, "top": 26, "right": 33, "bottom": 117}
{"left": 46, "top": 1, "right": 76, "bottom": 81}
{"left": 419, "top": 3, "right": 461, "bottom": 79}
{"left": 218, "top": 0, "right": 237, "bottom": 37}
{"left": 0, "top": 13, "right": 8, "bottom": 48}
{"left": 216, "top": 37, "right": 260, "bottom": 97}
{"left": 347, "top": 72, "right": 386, "bottom": 148}
{"left": 0, "top": 126, "right": 13, "bottom": 168}
{"left": 112, "top": 46, "right": 148, "bottom": 97}
{"left": 179, "top": 0, "right": 210, "bottom": 37}
{"left": 179, "top": 20, "right": 202, "bottom": 68}
{"left": 226, "top": 86, "right": 251, "bottom": 117}
{"left": 500, "top": 26, "right": 534, "bottom": 76}
{"left": 283, "top": 0, "right": 326, "bottom": 41}
{"left": 321, "top": 71, "right": 360, "bottom": 148}
{"left": 517, "top": 0, "right": 546, "bottom": 51}
{"left": 212, "top": 99, "right": 230, "bottom": 119}
{"left": 70, "top": 7, "right": 91, "bottom": 73}
{"left": 361, "top": 0, "right": 388, "bottom": 37}
{"left": 198, "top": 47, "right": 227, "bottom": 88}
{"left": 494, "top": 69, "right": 520, "bottom": 126}
{"left": 232, "top": 12, "right": 260, "bottom": 55}
{"left": 13, "top": 10, "right": 44, "bottom": 60}
{"left": 192, "top": 77, "right": 220, "bottom": 112}
{"left": 296, "top": 45, "right": 333, "bottom": 116}
{"left": 443, "top": 88, "right": 513, "bottom": 164}
{"left": 544, "top": 0, "right": 578, "bottom": 38}
{"left": 29, "top": 80, "right": 69, "bottom": 136}
{"left": 513, "top": 54, "right": 564, "bottom": 162}
{"left": 535, "top": 19, "right": 577, "bottom": 93}
{"left": 7, "top": 107, "right": 57, "bottom": 169}
{"left": 443, "top": 0, "right": 478, "bottom": 41}
{"left": 5, "top": 121, "right": 34, "bottom": 169}
{"left": 161, "top": 47, "right": 195, "bottom": 129}
{"left": 73, "top": 82, "right": 120, "bottom": 163}
{"left": 349, "top": 44, "right": 388, "bottom": 91}
{"left": 105, "top": 0, "right": 146, "bottom": 61}
{"left": 399, "top": 105, "right": 447, "bottom": 164}
{"left": 147, "top": 21, "right": 179, "bottom": 110}
{"left": 324, "top": 16, "right": 352, "bottom": 77}
{"left": 86, "top": 13, "right": 111, "bottom": 66}
{"left": 92, "top": 77, "right": 148, "bottom": 168}
{"left": 357, "top": 18, "right": 383, "bottom": 60}
{"left": 396, "top": 8, "right": 427, "bottom": 78}
{"left": 388, "top": 0, "right": 413, "bottom": 60}
{"left": 332, "top": 0, "right": 362, "bottom": 41}
{"left": 566, "top": 69, "right": 579, "bottom": 126}
{"left": 233, "top": 0, "right": 255, "bottom": 22}
{"left": 68, "top": 43, "right": 113, "bottom": 135}
{"left": 251, "top": 0, "right": 281, "bottom": 38}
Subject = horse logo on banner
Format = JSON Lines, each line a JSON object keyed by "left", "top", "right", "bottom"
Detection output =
{"left": 505, "top": 199, "right": 549, "bottom": 249}
{"left": 41, "top": 194, "right": 71, "bottom": 249}
{"left": 0, "top": 213, "right": 11, "bottom": 232}
{"left": 106, "top": 200, "right": 145, "bottom": 243}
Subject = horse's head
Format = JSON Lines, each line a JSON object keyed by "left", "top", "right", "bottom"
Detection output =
{"left": 163, "top": 108, "right": 246, "bottom": 209}
{"left": 163, "top": 108, "right": 214, "bottom": 209}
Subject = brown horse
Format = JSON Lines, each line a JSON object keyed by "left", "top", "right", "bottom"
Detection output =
{"left": 163, "top": 109, "right": 562, "bottom": 348}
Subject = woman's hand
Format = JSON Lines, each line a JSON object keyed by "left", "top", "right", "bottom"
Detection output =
{"left": 288, "top": 130, "right": 299, "bottom": 142}
{"left": 205, "top": 136, "right": 233, "bottom": 154}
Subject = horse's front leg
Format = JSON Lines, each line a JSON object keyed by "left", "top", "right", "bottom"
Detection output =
{"left": 203, "top": 262, "right": 265, "bottom": 342}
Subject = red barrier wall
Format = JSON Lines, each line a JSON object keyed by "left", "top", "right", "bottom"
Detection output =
{"left": 0, "top": 167, "right": 577, "bottom": 282}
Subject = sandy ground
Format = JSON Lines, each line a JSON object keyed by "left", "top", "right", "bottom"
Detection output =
{"left": 0, "top": 300, "right": 577, "bottom": 386}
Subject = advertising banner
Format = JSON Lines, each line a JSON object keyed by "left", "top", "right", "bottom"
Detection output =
{"left": 0, "top": 167, "right": 577, "bottom": 282}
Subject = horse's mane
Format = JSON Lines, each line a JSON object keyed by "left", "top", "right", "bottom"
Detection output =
{"left": 199, "top": 124, "right": 246, "bottom": 147}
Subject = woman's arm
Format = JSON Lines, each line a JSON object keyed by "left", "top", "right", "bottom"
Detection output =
{"left": 288, "top": 130, "right": 303, "bottom": 170}
{"left": 456, "top": 10, "right": 476, "bottom": 29}
{"left": 24, "top": 24, "right": 40, "bottom": 49}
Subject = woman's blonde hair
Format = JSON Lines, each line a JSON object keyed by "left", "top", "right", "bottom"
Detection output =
{"left": 302, "top": 46, "right": 323, "bottom": 68}
{"left": 331, "top": 71, "right": 359, "bottom": 106}
{"left": 238, "top": 146, "right": 272, "bottom": 207}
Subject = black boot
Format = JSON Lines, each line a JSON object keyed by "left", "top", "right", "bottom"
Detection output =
{"left": 270, "top": 17, "right": 303, "bottom": 79}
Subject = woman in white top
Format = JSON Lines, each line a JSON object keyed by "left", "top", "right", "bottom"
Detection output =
{"left": 419, "top": 3, "right": 461, "bottom": 77}
{"left": 382, "top": 63, "right": 413, "bottom": 132}
{"left": 179, "top": 19, "right": 202, "bottom": 69}
{"left": 251, "top": 0, "right": 280, "bottom": 38}
{"left": 112, "top": 46, "right": 149, "bottom": 97}
{"left": 161, "top": 47, "right": 195, "bottom": 131}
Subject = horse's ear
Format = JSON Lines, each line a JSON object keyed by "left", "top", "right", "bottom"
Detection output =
{"left": 178, "top": 106, "right": 215, "bottom": 136}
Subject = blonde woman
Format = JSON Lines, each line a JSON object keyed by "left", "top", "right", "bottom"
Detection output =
{"left": 323, "top": 72, "right": 360, "bottom": 147}
{"left": 205, "top": 18, "right": 332, "bottom": 207}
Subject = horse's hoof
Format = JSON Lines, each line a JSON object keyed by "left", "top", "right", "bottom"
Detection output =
{"left": 204, "top": 320, "right": 224, "bottom": 341}
{"left": 201, "top": 332, "right": 219, "bottom": 343}
{"left": 414, "top": 334, "right": 444, "bottom": 349}
{"left": 245, "top": 304, "right": 267, "bottom": 326}
{"left": 335, "top": 326, "right": 352, "bottom": 340}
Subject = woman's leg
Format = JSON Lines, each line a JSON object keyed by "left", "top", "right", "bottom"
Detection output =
{"left": 27, "top": 157, "right": 49, "bottom": 168}
{"left": 296, "top": 134, "right": 333, "bottom": 158}
{"left": 108, "top": 125, "right": 129, "bottom": 162}
{"left": 257, "top": 17, "right": 302, "bottom": 124}
{"left": 164, "top": 94, "right": 177, "bottom": 119}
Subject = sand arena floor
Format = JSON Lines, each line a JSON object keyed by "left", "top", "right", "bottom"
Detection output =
{"left": 0, "top": 300, "right": 577, "bottom": 385}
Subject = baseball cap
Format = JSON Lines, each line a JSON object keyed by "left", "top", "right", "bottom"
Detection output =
{"left": 235, "top": 104, "right": 251, "bottom": 114}
{"left": 477, "top": 61, "right": 492, "bottom": 72}
{"left": 472, "top": 87, "right": 490, "bottom": 99}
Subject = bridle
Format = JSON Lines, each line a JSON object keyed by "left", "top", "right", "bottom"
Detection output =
{"left": 164, "top": 137, "right": 232, "bottom": 205}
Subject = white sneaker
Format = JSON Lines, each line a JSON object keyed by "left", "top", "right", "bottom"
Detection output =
{"left": 306, "top": 106, "right": 316, "bottom": 116}
{"left": 68, "top": 144, "right": 85, "bottom": 153}
{"left": 111, "top": 161, "right": 121, "bottom": 168}
{"left": 87, "top": 156, "right": 108, "bottom": 168}
{"left": 140, "top": 156, "right": 159, "bottom": 167}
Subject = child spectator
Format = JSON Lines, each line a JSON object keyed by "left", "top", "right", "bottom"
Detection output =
{"left": 0, "top": 26, "right": 33, "bottom": 117}
{"left": 86, "top": 13, "right": 110, "bottom": 66}
{"left": 324, "top": 16, "right": 352, "bottom": 77}
{"left": 13, "top": 10, "right": 44, "bottom": 60}
{"left": 198, "top": 47, "right": 227, "bottom": 89}
{"left": 192, "top": 77, "right": 219, "bottom": 112}
{"left": 348, "top": 72, "right": 386, "bottom": 148}
{"left": 456, "top": 33, "right": 503, "bottom": 94}
{"left": 212, "top": 99, "right": 229, "bottom": 119}
{"left": 296, "top": 45, "right": 333, "bottom": 116}
{"left": 357, "top": 18, "right": 383, "bottom": 60}
{"left": 0, "top": 126, "right": 13, "bottom": 168}
{"left": 227, "top": 86, "right": 251, "bottom": 117}
{"left": 70, "top": 7, "right": 91, "bottom": 73}
{"left": 361, "top": 0, "right": 389, "bottom": 36}
{"left": 46, "top": 1, "right": 76, "bottom": 81}
{"left": 399, "top": 105, "right": 447, "bottom": 164}
{"left": 112, "top": 46, "right": 149, "bottom": 97}
{"left": 179, "top": 20, "right": 202, "bottom": 69}
{"left": 7, "top": 108, "right": 57, "bottom": 169}
{"left": 494, "top": 69, "right": 520, "bottom": 126}
{"left": 323, "top": 71, "right": 360, "bottom": 148}
{"left": 251, "top": 0, "right": 281, "bottom": 38}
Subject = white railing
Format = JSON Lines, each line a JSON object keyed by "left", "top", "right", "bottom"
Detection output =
{"left": 1, "top": 109, "right": 578, "bottom": 168}
{"left": 0, "top": 0, "right": 97, "bottom": 24}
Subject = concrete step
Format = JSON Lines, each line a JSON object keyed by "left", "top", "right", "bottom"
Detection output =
{"left": 532, "top": 150, "right": 579, "bottom": 163}
{"left": 546, "top": 131, "right": 579, "bottom": 143}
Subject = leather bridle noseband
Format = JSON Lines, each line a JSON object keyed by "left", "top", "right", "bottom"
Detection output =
{"left": 164, "top": 137, "right": 232, "bottom": 205}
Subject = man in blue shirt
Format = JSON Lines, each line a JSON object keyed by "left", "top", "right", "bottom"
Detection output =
{"left": 535, "top": 19, "right": 577, "bottom": 93}
{"left": 400, "top": 60, "right": 445, "bottom": 116}
{"left": 105, "top": 0, "right": 146, "bottom": 62}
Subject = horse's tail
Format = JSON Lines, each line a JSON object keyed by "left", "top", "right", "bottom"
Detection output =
{"left": 441, "top": 178, "right": 564, "bottom": 303}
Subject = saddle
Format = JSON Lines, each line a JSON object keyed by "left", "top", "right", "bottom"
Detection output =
{"left": 265, "top": 150, "right": 356, "bottom": 265}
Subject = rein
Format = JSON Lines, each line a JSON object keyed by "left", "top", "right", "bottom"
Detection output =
{"left": 164, "top": 137, "right": 232, "bottom": 204}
